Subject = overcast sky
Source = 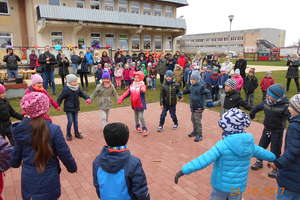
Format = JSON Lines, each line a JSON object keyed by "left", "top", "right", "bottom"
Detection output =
{"left": 177, "top": 0, "right": 300, "bottom": 47}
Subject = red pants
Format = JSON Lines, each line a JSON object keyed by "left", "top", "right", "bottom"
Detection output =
{"left": 0, "top": 172, "right": 3, "bottom": 200}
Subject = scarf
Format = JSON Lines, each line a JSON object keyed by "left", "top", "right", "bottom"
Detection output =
{"left": 266, "top": 96, "right": 285, "bottom": 106}
{"left": 67, "top": 83, "right": 79, "bottom": 91}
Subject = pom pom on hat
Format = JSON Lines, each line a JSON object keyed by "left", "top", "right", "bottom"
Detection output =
{"left": 0, "top": 84, "right": 6, "bottom": 94}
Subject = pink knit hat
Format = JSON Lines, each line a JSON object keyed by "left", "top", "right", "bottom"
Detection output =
{"left": 21, "top": 92, "right": 50, "bottom": 119}
{"left": 31, "top": 74, "right": 43, "bottom": 85}
{"left": 0, "top": 84, "right": 6, "bottom": 94}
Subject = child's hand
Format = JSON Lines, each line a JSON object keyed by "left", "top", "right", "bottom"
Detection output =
{"left": 56, "top": 107, "right": 61, "bottom": 111}
{"left": 117, "top": 99, "right": 123, "bottom": 104}
{"left": 85, "top": 99, "right": 92, "bottom": 104}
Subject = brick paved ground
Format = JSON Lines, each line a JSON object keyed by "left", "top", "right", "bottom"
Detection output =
{"left": 3, "top": 103, "right": 278, "bottom": 200}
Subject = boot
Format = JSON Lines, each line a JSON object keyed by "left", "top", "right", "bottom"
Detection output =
{"left": 188, "top": 132, "right": 197, "bottom": 137}
{"left": 194, "top": 135, "right": 203, "bottom": 142}
{"left": 66, "top": 133, "right": 72, "bottom": 141}
{"left": 268, "top": 169, "right": 278, "bottom": 179}
{"left": 251, "top": 160, "right": 263, "bottom": 170}
{"left": 75, "top": 132, "right": 83, "bottom": 139}
{"left": 157, "top": 126, "right": 163, "bottom": 132}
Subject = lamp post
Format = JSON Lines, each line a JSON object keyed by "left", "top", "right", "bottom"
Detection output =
{"left": 228, "top": 15, "right": 234, "bottom": 55}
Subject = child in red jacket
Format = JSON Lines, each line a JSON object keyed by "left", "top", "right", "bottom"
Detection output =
{"left": 260, "top": 71, "right": 275, "bottom": 101}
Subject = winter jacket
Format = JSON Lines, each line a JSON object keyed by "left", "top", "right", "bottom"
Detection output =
{"left": 0, "top": 136, "right": 13, "bottom": 172}
{"left": 101, "top": 56, "right": 112, "bottom": 65}
{"left": 149, "top": 68, "right": 157, "bottom": 79}
{"left": 167, "top": 58, "right": 176, "bottom": 71}
{"left": 119, "top": 82, "right": 147, "bottom": 111}
{"left": 250, "top": 97, "right": 289, "bottom": 131}
{"left": 90, "top": 83, "right": 118, "bottom": 110}
{"left": 160, "top": 81, "right": 182, "bottom": 107}
{"left": 57, "top": 86, "right": 89, "bottom": 112}
{"left": 244, "top": 75, "right": 258, "bottom": 94}
{"left": 224, "top": 90, "right": 251, "bottom": 111}
{"left": 114, "top": 68, "right": 124, "bottom": 78}
{"left": 177, "top": 56, "right": 187, "bottom": 69}
{"left": 234, "top": 59, "right": 247, "bottom": 78}
{"left": 38, "top": 52, "right": 57, "bottom": 72}
{"left": 85, "top": 52, "right": 94, "bottom": 65}
{"left": 231, "top": 75, "right": 244, "bottom": 91}
{"left": 70, "top": 55, "right": 81, "bottom": 64}
{"left": 286, "top": 59, "right": 300, "bottom": 79}
{"left": 182, "top": 133, "right": 276, "bottom": 193}
{"left": 58, "top": 57, "right": 70, "bottom": 76}
{"left": 11, "top": 119, "right": 77, "bottom": 200}
{"left": 25, "top": 86, "right": 59, "bottom": 110}
{"left": 206, "top": 73, "right": 219, "bottom": 87}
{"left": 93, "top": 146, "right": 150, "bottom": 200}
{"left": 3, "top": 53, "right": 21, "bottom": 70}
{"left": 174, "top": 67, "right": 183, "bottom": 83}
{"left": 157, "top": 58, "right": 168, "bottom": 75}
{"left": 95, "top": 68, "right": 103, "bottom": 81}
{"left": 78, "top": 57, "right": 90, "bottom": 73}
{"left": 204, "top": 71, "right": 213, "bottom": 84}
{"left": 184, "top": 68, "right": 191, "bottom": 83}
{"left": 29, "top": 54, "right": 38, "bottom": 68}
{"left": 260, "top": 77, "right": 275, "bottom": 92}
{"left": 274, "top": 115, "right": 300, "bottom": 193}
{"left": 123, "top": 69, "right": 132, "bottom": 81}
{"left": 182, "top": 80, "right": 211, "bottom": 111}
{"left": 221, "top": 62, "right": 233, "bottom": 74}
{"left": 217, "top": 73, "right": 229, "bottom": 88}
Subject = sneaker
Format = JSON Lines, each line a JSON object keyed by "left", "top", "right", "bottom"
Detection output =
{"left": 188, "top": 132, "right": 197, "bottom": 137}
{"left": 194, "top": 135, "right": 203, "bottom": 142}
{"left": 66, "top": 135, "right": 72, "bottom": 141}
{"left": 251, "top": 161, "right": 263, "bottom": 170}
{"left": 143, "top": 130, "right": 149, "bottom": 137}
{"left": 268, "top": 170, "right": 278, "bottom": 179}
{"left": 157, "top": 126, "right": 163, "bottom": 132}
{"left": 136, "top": 127, "right": 142, "bottom": 133}
{"left": 172, "top": 124, "right": 178, "bottom": 129}
{"left": 75, "top": 132, "right": 83, "bottom": 139}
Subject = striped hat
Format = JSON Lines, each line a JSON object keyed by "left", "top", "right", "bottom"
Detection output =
{"left": 290, "top": 94, "right": 300, "bottom": 113}
{"left": 225, "top": 79, "right": 237, "bottom": 89}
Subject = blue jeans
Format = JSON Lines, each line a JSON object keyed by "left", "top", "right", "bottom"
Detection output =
{"left": 151, "top": 78, "right": 157, "bottom": 89}
{"left": 159, "top": 105, "right": 178, "bottom": 127}
{"left": 210, "top": 188, "right": 243, "bottom": 200}
{"left": 277, "top": 187, "right": 300, "bottom": 200}
{"left": 43, "top": 71, "right": 56, "bottom": 94}
{"left": 66, "top": 112, "right": 79, "bottom": 136}
{"left": 7, "top": 69, "right": 18, "bottom": 79}
{"left": 72, "top": 64, "right": 78, "bottom": 74}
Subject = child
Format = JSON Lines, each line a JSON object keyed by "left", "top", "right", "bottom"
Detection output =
{"left": 0, "top": 136, "right": 13, "bottom": 200}
{"left": 260, "top": 71, "right": 275, "bottom": 101}
{"left": 118, "top": 71, "right": 149, "bottom": 136}
{"left": 90, "top": 71, "right": 118, "bottom": 128}
{"left": 218, "top": 66, "right": 230, "bottom": 108}
{"left": 174, "top": 108, "right": 276, "bottom": 200}
{"left": 250, "top": 84, "right": 289, "bottom": 178}
{"left": 206, "top": 67, "right": 219, "bottom": 101}
{"left": 57, "top": 74, "right": 92, "bottom": 141}
{"left": 95, "top": 64, "right": 103, "bottom": 85}
{"left": 11, "top": 92, "right": 77, "bottom": 200}
{"left": 231, "top": 69, "right": 244, "bottom": 92}
{"left": 149, "top": 64, "right": 158, "bottom": 89}
{"left": 157, "top": 70, "right": 182, "bottom": 132}
{"left": 174, "top": 64, "right": 183, "bottom": 87}
{"left": 243, "top": 68, "right": 258, "bottom": 107}
{"left": 0, "top": 84, "right": 23, "bottom": 145}
{"left": 93, "top": 122, "right": 150, "bottom": 200}
{"left": 114, "top": 63, "right": 124, "bottom": 89}
{"left": 182, "top": 71, "right": 212, "bottom": 142}
{"left": 58, "top": 54, "right": 70, "bottom": 86}
{"left": 271, "top": 94, "right": 300, "bottom": 199}
{"left": 123, "top": 64, "right": 132, "bottom": 89}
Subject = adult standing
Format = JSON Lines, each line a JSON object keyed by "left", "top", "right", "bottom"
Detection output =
{"left": 221, "top": 56, "right": 234, "bottom": 75}
{"left": 38, "top": 46, "right": 57, "bottom": 95}
{"left": 177, "top": 52, "right": 187, "bottom": 69}
{"left": 78, "top": 51, "right": 89, "bottom": 90}
{"left": 29, "top": 50, "right": 38, "bottom": 70}
{"left": 157, "top": 54, "right": 168, "bottom": 85}
{"left": 3, "top": 48, "right": 21, "bottom": 79}
{"left": 58, "top": 54, "right": 69, "bottom": 86}
{"left": 234, "top": 54, "right": 247, "bottom": 79}
{"left": 70, "top": 51, "right": 81, "bottom": 74}
{"left": 167, "top": 54, "right": 176, "bottom": 71}
{"left": 85, "top": 48, "right": 94, "bottom": 73}
{"left": 286, "top": 54, "right": 300, "bottom": 92}
{"left": 100, "top": 51, "right": 112, "bottom": 66}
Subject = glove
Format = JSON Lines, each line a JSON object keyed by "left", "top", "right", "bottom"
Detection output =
{"left": 85, "top": 99, "right": 92, "bottom": 104}
{"left": 117, "top": 99, "right": 123, "bottom": 104}
{"left": 56, "top": 107, "right": 61, "bottom": 111}
{"left": 250, "top": 112, "right": 255, "bottom": 119}
{"left": 174, "top": 171, "right": 184, "bottom": 184}
{"left": 206, "top": 101, "right": 214, "bottom": 108}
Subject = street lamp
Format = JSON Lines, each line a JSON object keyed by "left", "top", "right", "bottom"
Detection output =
{"left": 228, "top": 15, "right": 234, "bottom": 54}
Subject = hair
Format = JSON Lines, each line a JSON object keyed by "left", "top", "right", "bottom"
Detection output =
{"left": 103, "top": 122, "right": 129, "bottom": 147}
{"left": 30, "top": 118, "right": 53, "bottom": 173}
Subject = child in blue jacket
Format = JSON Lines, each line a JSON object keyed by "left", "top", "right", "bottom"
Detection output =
{"left": 174, "top": 108, "right": 276, "bottom": 200}
{"left": 93, "top": 123, "right": 150, "bottom": 200}
{"left": 206, "top": 67, "right": 220, "bottom": 101}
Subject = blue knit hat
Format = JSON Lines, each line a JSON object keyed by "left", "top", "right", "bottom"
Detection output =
{"left": 190, "top": 70, "right": 201, "bottom": 81}
{"left": 102, "top": 70, "right": 111, "bottom": 79}
{"left": 267, "top": 84, "right": 285, "bottom": 100}
{"left": 165, "top": 70, "right": 174, "bottom": 78}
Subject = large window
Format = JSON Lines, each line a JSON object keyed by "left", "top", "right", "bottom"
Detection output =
{"left": 153, "top": 5, "right": 162, "bottom": 16}
{"left": 131, "top": 35, "right": 140, "bottom": 50}
{"left": 119, "top": 0, "right": 128, "bottom": 12}
{"left": 0, "top": 32, "right": 12, "bottom": 48}
{"left": 91, "top": 33, "right": 101, "bottom": 47}
{"left": 90, "top": 0, "right": 100, "bottom": 9}
{"left": 51, "top": 32, "right": 63, "bottom": 45}
{"left": 0, "top": 0, "right": 9, "bottom": 14}
{"left": 154, "top": 35, "right": 162, "bottom": 50}
{"left": 119, "top": 34, "right": 128, "bottom": 50}
{"left": 165, "top": 6, "right": 173, "bottom": 17}
{"left": 104, "top": 0, "right": 114, "bottom": 11}
{"left": 76, "top": 0, "right": 84, "bottom": 8}
{"left": 130, "top": 1, "right": 140, "bottom": 14}
{"left": 143, "top": 35, "right": 151, "bottom": 50}
{"left": 164, "top": 36, "right": 172, "bottom": 50}
{"left": 48, "top": 0, "right": 60, "bottom": 6}
{"left": 105, "top": 33, "right": 115, "bottom": 49}
{"left": 143, "top": 3, "right": 152, "bottom": 15}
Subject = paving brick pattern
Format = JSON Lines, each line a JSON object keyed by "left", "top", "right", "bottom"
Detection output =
{"left": 3, "top": 103, "right": 278, "bottom": 200}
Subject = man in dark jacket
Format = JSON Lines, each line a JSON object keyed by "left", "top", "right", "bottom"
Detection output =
{"left": 243, "top": 68, "right": 258, "bottom": 107}
{"left": 93, "top": 123, "right": 150, "bottom": 200}
{"left": 234, "top": 54, "right": 247, "bottom": 79}
{"left": 70, "top": 51, "right": 81, "bottom": 74}
{"left": 38, "top": 46, "right": 57, "bottom": 94}
{"left": 286, "top": 54, "right": 300, "bottom": 92}
{"left": 166, "top": 54, "right": 176, "bottom": 71}
{"left": 250, "top": 84, "right": 289, "bottom": 178}
{"left": 157, "top": 55, "right": 168, "bottom": 85}
{"left": 3, "top": 48, "right": 21, "bottom": 79}
{"left": 58, "top": 54, "right": 69, "bottom": 86}
{"left": 157, "top": 70, "right": 182, "bottom": 132}
{"left": 271, "top": 94, "right": 300, "bottom": 199}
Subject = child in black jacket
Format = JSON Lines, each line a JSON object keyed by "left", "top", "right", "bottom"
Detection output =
{"left": 243, "top": 68, "right": 258, "bottom": 106}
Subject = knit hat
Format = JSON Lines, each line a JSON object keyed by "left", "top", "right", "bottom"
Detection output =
{"left": 218, "top": 108, "right": 251, "bottom": 137}
{"left": 265, "top": 71, "right": 272, "bottom": 76}
{"left": 290, "top": 94, "right": 300, "bottom": 113}
{"left": 267, "top": 84, "right": 285, "bottom": 100}
{"left": 21, "top": 92, "right": 50, "bottom": 119}
{"left": 102, "top": 71, "right": 111, "bottom": 79}
{"left": 225, "top": 79, "right": 237, "bottom": 89}
{"left": 165, "top": 70, "right": 174, "bottom": 78}
{"left": 0, "top": 84, "right": 6, "bottom": 94}
{"left": 31, "top": 74, "right": 43, "bottom": 85}
{"left": 234, "top": 69, "right": 240, "bottom": 75}
{"left": 134, "top": 71, "right": 145, "bottom": 82}
{"left": 66, "top": 74, "right": 78, "bottom": 83}
{"left": 249, "top": 68, "right": 255, "bottom": 73}
{"left": 190, "top": 71, "right": 201, "bottom": 81}
{"left": 103, "top": 122, "right": 129, "bottom": 147}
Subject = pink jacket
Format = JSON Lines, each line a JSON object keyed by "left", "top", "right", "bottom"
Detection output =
{"left": 123, "top": 69, "right": 131, "bottom": 81}
{"left": 232, "top": 75, "right": 244, "bottom": 91}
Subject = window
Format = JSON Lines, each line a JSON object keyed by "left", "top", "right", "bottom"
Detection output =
{"left": 76, "top": 0, "right": 84, "bottom": 8}
{"left": 0, "top": 32, "right": 12, "bottom": 48}
{"left": 130, "top": 1, "right": 140, "bottom": 14}
{"left": 78, "top": 37, "right": 85, "bottom": 49}
{"left": 91, "top": 33, "right": 101, "bottom": 47}
{"left": 154, "top": 35, "right": 162, "bottom": 50}
{"left": 90, "top": 0, "right": 100, "bottom": 9}
{"left": 143, "top": 3, "right": 151, "bottom": 15}
{"left": 143, "top": 35, "right": 151, "bottom": 49}
{"left": 119, "top": 34, "right": 128, "bottom": 50}
{"left": 105, "top": 33, "right": 115, "bottom": 49}
{"left": 119, "top": 0, "right": 128, "bottom": 12}
{"left": 132, "top": 35, "right": 140, "bottom": 50}
{"left": 0, "top": 0, "right": 9, "bottom": 14}
{"left": 51, "top": 32, "right": 63, "bottom": 45}
{"left": 48, "top": 0, "right": 60, "bottom": 6}
{"left": 104, "top": 0, "right": 114, "bottom": 11}
{"left": 164, "top": 36, "right": 172, "bottom": 50}
{"left": 153, "top": 5, "right": 162, "bottom": 16}
{"left": 165, "top": 6, "right": 173, "bottom": 17}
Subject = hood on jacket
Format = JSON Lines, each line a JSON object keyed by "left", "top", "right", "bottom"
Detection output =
{"left": 98, "top": 146, "right": 130, "bottom": 173}
{"left": 11, "top": 119, "right": 36, "bottom": 145}
{"left": 223, "top": 133, "right": 255, "bottom": 157}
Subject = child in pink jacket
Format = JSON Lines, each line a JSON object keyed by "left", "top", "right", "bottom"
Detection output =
{"left": 231, "top": 69, "right": 244, "bottom": 92}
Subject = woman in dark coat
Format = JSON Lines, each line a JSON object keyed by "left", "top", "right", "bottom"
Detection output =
{"left": 286, "top": 54, "right": 300, "bottom": 92}
{"left": 77, "top": 51, "right": 90, "bottom": 90}
{"left": 58, "top": 54, "right": 69, "bottom": 86}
